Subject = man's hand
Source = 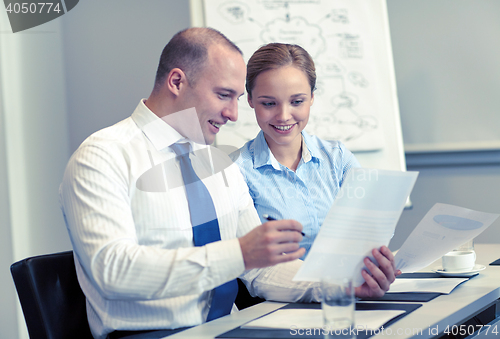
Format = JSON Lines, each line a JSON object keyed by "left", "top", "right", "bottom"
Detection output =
{"left": 354, "top": 246, "right": 401, "bottom": 298}
{"left": 239, "top": 220, "right": 305, "bottom": 270}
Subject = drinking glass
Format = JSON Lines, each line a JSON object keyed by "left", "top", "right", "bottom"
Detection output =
{"left": 321, "top": 277, "right": 355, "bottom": 339}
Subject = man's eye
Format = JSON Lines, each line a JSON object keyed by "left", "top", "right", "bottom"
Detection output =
{"left": 218, "top": 93, "right": 230, "bottom": 99}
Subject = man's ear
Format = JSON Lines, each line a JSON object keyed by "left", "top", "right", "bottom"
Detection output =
{"left": 166, "top": 68, "right": 187, "bottom": 96}
{"left": 247, "top": 94, "right": 255, "bottom": 109}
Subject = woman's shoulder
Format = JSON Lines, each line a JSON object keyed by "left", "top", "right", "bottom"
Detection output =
{"left": 229, "top": 138, "right": 256, "bottom": 168}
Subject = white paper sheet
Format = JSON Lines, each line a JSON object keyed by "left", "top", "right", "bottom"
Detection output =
{"left": 242, "top": 309, "right": 405, "bottom": 331}
{"left": 394, "top": 203, "right": 499, "bottom": 273}
{"left": 293, "top": 168, "right": 418, "bottom": 285}
{"left": 389, "top": 278, "right": 468, "bottom": 294}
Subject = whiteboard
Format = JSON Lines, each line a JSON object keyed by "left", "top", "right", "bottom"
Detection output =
{"left": 191, "top": 0, "right": 406, "bottom": 172}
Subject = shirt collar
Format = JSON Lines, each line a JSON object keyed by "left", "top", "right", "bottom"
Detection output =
{"left": 252, "top": 131, "right": 281, "bottom": 170}
{"left": 131, "top": 99, "right": 203, "bottom": 152}
{"left": 252, "top": 130, "right": 319, "bottom": 170}
{"left": 301, "top": 130, "right": 320, "bottom": 163}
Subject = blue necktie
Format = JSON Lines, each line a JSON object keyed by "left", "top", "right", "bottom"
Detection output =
{"left": 170, "top": 143, "right": 238, "bottom": 321}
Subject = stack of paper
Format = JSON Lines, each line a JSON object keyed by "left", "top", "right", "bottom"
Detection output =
{"left": 388, "top": 278, "right": 468, "bottom": 294}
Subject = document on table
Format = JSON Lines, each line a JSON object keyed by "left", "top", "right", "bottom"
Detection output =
{"left": 394, "top": 203, "right": 499, "bottom": 273}
{"left": 293, "top": 168, "right": 418, "bottom": 286}
{"left": 389, "top": 278, "right": 468, "bottom": 294}
{"left": 242, "top": 309, "right": 405, "bottom": 331}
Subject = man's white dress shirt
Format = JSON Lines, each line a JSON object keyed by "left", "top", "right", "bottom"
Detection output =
{"left": 59, "top": 100, "right": 320, "bottom": 339}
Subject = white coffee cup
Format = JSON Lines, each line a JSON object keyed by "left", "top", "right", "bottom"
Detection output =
{"left": 442, "top": 251, "right": 476, "bottom": 272}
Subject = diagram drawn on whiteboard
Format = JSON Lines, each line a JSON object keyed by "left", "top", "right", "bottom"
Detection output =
{"left": 204, "top": 0, "right": 386, "bottom": 151}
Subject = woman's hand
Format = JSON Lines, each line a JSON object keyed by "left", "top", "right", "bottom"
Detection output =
{"left": 354, "top": 246, "right": 401, "bottom": 298}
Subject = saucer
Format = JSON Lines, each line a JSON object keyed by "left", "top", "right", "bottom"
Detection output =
{"left": 433, "top": 264, "right": 486, "bottom": 277}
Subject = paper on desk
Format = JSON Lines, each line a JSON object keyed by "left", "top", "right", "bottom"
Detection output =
{"left": 294, "top": 168, "right": 418, "bottom": 286}
{"left": 242, "top": 309, "right": 405, "bottom": 331}
{"left": 389, "top": 278, "right": 468, "bottom": 294}
{"left": 394, "top": 203, "right": 499, "bottom": 273}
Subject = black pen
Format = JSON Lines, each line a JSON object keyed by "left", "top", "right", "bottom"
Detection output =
{"left": 262, "top": 214, "right": 307, "bottom": 237}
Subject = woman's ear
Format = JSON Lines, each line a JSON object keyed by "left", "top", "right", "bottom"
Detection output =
{"left": 247, "top": 94, "right": 255, "bottom": 109}
{"left": 310, "top": 92, "right": 314, "bottom": 106}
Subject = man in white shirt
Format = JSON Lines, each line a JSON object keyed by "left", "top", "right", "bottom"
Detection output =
{"left": 60, "top": 27, "right": 399, "bottom": 339}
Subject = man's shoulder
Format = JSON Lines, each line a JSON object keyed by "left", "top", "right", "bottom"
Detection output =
{"left": 68, "top": 116, "right": 145, "bottom": 170}
{"left": 79, "top": 116, "right": 142, "bottom": 151}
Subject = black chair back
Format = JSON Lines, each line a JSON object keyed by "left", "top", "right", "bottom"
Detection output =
{"left": 10, "top": 251, "right": 93, "bottom": 339}
{"left": 235, "top": 278, "right": 265, "bottom": 310}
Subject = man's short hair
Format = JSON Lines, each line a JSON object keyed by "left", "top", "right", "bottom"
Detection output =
{"left": 153, "top": 27, "right": 242, "bottom": 92}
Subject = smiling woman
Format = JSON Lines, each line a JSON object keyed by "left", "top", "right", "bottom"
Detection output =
{"left": 248, "top": 66, "right": 312, "bottom": 170}
{"left": 231, "top": 43, "right": 361, "bottom": 258}
{"left": 245, "top": 43, "right": 316, "bottom": 171}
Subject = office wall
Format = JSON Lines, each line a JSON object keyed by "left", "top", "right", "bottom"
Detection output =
{"left": 387, "top": 0, "right": 500, "bottom": 249}
{"left": 62, "top": 0, "right": 191, "bottom": 153}
{"left": 387, "top": 0, "right": 500, "bottom": 151}
{"left": 0, "top": 12, "right": 73, "bottom": 338}
{"left": 0, "top": 73, "right": 17, "bottom": 339}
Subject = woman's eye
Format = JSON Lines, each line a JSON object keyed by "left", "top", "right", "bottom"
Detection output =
{"left": 261, "top": 102, "right": 275, "bottom": 107}
{"left": 292, "top": 100, "right": 304, "bottom": 105}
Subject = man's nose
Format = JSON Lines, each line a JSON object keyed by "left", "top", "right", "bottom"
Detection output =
{"left": 222, "top": 100, "right": 238, "bottom": 122}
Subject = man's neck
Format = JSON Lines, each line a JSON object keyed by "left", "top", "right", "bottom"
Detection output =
{"left": 145, "top": 98, "right": 206, "bottom": 145}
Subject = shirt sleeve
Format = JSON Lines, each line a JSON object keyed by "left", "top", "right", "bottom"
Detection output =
{"left": 339, "top": 142, "right": 361, "bottom": 185}
{"left": 60, "top": 143, "right": 245, "bottom": 301}
{"left": 239, "top": 261, "right": 322, "bottom": 303}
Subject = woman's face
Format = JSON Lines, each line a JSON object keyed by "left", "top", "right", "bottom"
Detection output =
{"left": 248, "top": 65, "right": 314, "bottom": 150}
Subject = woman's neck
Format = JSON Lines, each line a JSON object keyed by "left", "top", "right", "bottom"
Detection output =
{"left": 265, "top": 134, "right": 303, "bottom": 172}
